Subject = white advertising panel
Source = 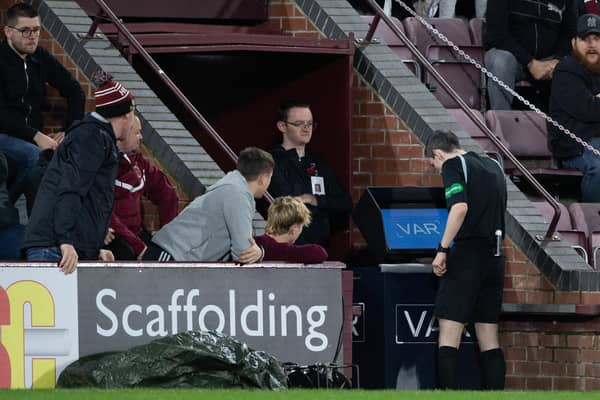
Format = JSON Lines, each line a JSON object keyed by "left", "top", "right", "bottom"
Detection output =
{"left": 0, "top": 267, "right": 79, "bottom": 388}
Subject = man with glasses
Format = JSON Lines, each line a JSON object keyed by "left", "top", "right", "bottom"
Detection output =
{"left": 268, "top": 100, "right": 352, "bottom": 250}
{"left": 0, "top": 3, "right": 85, "bottom": 208}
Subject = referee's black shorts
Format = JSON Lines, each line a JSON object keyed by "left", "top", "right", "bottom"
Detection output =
{"left": 434, "top": 238, "right": 505, "bottom": 324}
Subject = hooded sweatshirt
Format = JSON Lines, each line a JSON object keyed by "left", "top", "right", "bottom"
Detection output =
{"left": 151, "top": 170, "right": 255, "bottom": 261}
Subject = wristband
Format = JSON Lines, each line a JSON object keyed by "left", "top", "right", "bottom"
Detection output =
{"left": 437, "top": 243, "right": 450, "bottom": 253}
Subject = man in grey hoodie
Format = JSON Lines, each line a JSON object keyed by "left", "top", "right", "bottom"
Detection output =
{"left": 147, "top": 147, "right": 274, "bottom": 263}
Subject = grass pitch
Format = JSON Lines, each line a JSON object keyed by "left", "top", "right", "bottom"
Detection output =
{"left": 0, "top": 390, "right": 592, "bottom": 400}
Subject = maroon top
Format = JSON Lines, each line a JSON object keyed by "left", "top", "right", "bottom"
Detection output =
{"left": 110, "top": 152, "right": 178, "bottom": 256}
{"left": 254, "top": 234, "right": 328, "bottom": 264}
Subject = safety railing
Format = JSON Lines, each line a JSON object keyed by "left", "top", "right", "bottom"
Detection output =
{"left": 361, "top": 0, "right": 562, "bottom": 240}
{"left": 84, "top": 0, "right": 274, "bottom": 203}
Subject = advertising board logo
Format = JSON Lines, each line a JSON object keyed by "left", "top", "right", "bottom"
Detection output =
{"left": 381, "top": 208, "right": 448, "bottom": 249}
{"left": 95, "top": 288, "right": 329, "bottom": 352}
{"left": 0, "top": 269, "right": 78, "bottom": 388}
{"left": 395, "top": 304, "right": 473, "bottom": 345}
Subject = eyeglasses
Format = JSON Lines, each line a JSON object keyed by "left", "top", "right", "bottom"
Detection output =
{"left": 8, "top": 26, "right": 42, "bottom": 38}
{"left": 285, "top": 121, "right": 317, "bottom": 129}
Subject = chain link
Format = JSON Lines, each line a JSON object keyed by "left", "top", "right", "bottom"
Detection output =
{"left": 390, "top": 0, "right": 600, "bottom": 158}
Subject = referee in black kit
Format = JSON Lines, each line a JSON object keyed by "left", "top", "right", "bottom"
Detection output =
{"left": 425, "top": 130, "right": 507, "bottom": 390}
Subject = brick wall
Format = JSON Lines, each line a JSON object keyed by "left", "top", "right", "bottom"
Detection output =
{"left": 269, "top": 0, "right": 600, "bottom": 390}
{"left": 0, "top": 0, "right": 188, "bottom": 230}
{"left": 501, "top": 320, "right": 600, "bottom": 390}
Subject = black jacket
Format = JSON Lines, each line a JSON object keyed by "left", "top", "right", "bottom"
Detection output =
{"left": 268, "top": 146, "right": 352, "bottom": 247}
{"left": 484, "top": 0, "right": 576, "bottom": 67}
{"left": 22, "top": 114, "right": 119, "bottom": 259}
{"left": 0, "top": 40, "right": 85, "bottom": 142}
{"left": 548, "top": 55, "right": 600, "bottom": 159}
{"left": 0, "top": 152, "right": 19, "bottom": 229}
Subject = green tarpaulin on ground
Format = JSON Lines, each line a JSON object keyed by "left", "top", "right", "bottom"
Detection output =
{"left": 57, "top": 331, "right": 287, "bottom": 390}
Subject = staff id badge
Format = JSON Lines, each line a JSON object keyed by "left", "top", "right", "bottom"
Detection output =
{"left": 311, "top": 176, "right": 325, "bottom": 195}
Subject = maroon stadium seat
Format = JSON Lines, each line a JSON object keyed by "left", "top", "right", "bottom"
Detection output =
{"left": 402, "top": 17, "right": 472, "bottom": 55}
{"left": 484, "top": 110, "right": 583, "bottom": 179}
{"left": 361, "top": 15, "right": 421, "bottom": 78}
{"left": 468, "top": 18, "right": 484, "bottom": 47}
{"left": 425, "top": 45, "right": 484, "bottom": 109}
{"left": 448, "top": 108, "right": 504, "bottom": 159}
{"left": 568, "top": 202, "right": 600, "bottom": 269}
{"left": 403, "top": 17, "right": 484, "bottom": 109}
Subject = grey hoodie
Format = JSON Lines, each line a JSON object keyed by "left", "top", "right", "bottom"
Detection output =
{"left": 151, "top": 170, "right": 255, "bottom": 261}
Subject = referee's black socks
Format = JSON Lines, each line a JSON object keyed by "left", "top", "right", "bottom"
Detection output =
{"left": 479, "top": 347, "right": 506, "bottom": 390}
{"left": 437, "top": 346, "right": 458, "bottom": 389}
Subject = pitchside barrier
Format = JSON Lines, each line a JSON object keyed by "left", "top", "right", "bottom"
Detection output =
{"left": 0, "top": 262, "right": 349, "bottom": 389}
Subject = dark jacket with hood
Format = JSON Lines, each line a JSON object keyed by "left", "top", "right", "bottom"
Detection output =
{"left": 22, "top": 113, "right": 119, "bottom": 259}
{"left": 548, "top": 55, "right": 600, "bottom": 159}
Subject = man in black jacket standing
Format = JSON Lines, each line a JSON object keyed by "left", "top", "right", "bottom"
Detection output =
{"left": 548, "top": 13, "right": 600, "bottom": 202}
{"left": 484, "top": 0, "right": 576, "bottom": 110}
{"left": 0, "top": 3, "right": 84, "bottom": 204}
{"left": 268, "top": 100, "right": 352, "bottom": 251}
{"left": 23, "top": 72, "right": 136, "bottom": 274}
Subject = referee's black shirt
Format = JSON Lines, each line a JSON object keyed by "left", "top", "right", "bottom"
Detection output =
{"left": 441, "top": 152, "right": 507, "bottom": 241}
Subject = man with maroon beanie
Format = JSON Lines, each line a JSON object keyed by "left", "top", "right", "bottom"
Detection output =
{"left": 23, "top": 72, "right": 137, "bottom": 274}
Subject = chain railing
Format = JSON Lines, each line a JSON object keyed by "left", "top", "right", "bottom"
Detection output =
{"left": 360, "top": 0, "right": 566, "bottom": 240}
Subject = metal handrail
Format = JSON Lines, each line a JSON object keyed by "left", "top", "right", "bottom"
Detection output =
{"left": 361, "top": 0, "right": 561, "bottom": 240}
{"left": 86, "top": 0, "right": 274, "bottom": 203}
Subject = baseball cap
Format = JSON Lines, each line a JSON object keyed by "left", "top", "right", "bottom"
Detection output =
{"left": 577, "top": 14, "right": 600, "bottom": 38}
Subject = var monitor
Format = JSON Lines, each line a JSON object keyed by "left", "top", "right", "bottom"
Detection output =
{"left": 381, "top": 208, "right": 448, "bottom": 250}
{"left": 353, "top": 187, "right": 449, "bottom": 263}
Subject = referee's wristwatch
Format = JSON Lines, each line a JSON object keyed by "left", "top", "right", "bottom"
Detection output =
{"left": 437, "top": 243, "right": 450, "bottom": 254}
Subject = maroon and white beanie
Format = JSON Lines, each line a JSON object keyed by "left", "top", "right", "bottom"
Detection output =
{"left": 92, "top": 71, "right": 135, "bottom": 118}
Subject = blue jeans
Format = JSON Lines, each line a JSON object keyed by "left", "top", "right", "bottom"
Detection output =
{"left": 0, "top": 134, "right": 40, "bottom": 202}
{"left": 0, "top": 224, "right": 25, "bottom": 260}
{"left": 561, "top": 138, "right": 600, "bottom": 202}
{"left": 26, "top": 246, "right": 61, "bottom": 261}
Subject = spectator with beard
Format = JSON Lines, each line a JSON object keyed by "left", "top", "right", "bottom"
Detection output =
{"left": 548, "top": 14, "right": 600, "bottom": 202}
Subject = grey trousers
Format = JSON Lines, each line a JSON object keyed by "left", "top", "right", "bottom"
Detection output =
{"left": 484, "top": 48, "right": 528, "bottom": 110}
